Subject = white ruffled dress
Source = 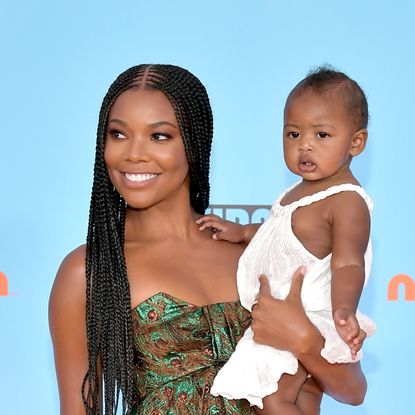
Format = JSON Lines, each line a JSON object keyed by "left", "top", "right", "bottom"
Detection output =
{"left": 210, "top": 183, "right": 376, "bottom": 408}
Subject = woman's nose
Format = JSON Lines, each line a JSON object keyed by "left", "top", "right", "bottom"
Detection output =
{"left": 126, "top": 136, "right": 150, "bottom": 162}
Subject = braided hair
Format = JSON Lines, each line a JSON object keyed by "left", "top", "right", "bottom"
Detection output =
{"left": 83, "top": 64, "right": 213, "bottom": 414}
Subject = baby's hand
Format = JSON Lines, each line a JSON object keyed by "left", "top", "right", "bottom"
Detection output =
{"left": 196, "top": 214, "right": 245, "bottom": 242}
{"left": 333, "top": 308, "right": 365, "bottom": 360}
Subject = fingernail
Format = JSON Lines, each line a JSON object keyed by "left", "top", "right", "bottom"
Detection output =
{"left": 299, "top": 266, "right": 306, "bottom": 275}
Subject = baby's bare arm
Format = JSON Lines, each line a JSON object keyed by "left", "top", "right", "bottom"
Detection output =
{"left": 330, "top": 192, "right": 370, "bottom": 315}
{"left": 196, "top": 214, "right": 261, "bottom": 243}
{"left": 327, "top": 192, "right": 371, "bottom": 352}
{"left": 292, "top": 190, "right": 370, "bottom": 350}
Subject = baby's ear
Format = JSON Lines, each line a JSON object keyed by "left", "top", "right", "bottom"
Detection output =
{"left": 350, "top": 129, "right": 368, "bottom": 157}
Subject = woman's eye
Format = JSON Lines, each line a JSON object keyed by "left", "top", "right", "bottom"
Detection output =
{"left": 108, "top": 129, "right": 126, "bottom": 139}
{"left": 152, "top": 132, "right": 172, "bottom": 141}
{"left": 288, "top": 132, "right": 300, "bottom": 139}
{"left": 317, "top": 131, "right": 329, "bottom": 139}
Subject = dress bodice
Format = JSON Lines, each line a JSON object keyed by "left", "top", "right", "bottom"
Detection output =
{"left": 131, "top": 292, "right": 255, "bottom": 414}
{"left": 237, "top": 183, "right": 373, "bottom": 311}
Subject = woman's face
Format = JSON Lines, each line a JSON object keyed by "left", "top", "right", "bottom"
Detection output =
{"left": 104, "top": 88, "right": 190, "bottom": 210}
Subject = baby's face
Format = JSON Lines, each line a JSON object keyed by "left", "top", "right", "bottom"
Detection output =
{"left": 283, "top": 89, "right": 361, "bottom": 183}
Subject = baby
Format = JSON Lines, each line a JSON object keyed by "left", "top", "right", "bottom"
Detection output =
{"left": 197, "top": 66, "right": 376, "bottom": 414}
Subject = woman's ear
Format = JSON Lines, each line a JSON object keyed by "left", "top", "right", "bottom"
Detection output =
{"left": 350, "top": 129, "right": 368, "bottom": 157}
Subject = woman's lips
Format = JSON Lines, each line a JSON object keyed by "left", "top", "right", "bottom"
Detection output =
{"left": 120, "top": 172, "right": 161, "bottom": 188}
{"left": 124, "top": 172, "right": 159, "bottom": 182}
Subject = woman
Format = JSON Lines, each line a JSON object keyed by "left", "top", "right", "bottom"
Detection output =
{"left": 49, "top": 64, "right": 366, "bottom": 415}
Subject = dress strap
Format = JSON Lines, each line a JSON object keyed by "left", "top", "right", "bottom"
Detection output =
{"left": 291, "top": 183, "right": 373, "bottom": 211}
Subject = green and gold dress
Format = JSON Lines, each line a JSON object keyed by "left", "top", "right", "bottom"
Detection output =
{"left": 131, "top": 292, "right": 256, "bottom": 415}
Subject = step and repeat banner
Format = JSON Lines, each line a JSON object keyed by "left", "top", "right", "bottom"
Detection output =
{"left": 0, "top": 1, "right": 414, "bottom": 414}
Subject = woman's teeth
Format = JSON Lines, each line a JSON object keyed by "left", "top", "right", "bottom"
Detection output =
{"left": 124, "top": 173, "right": 158, "bottom": 182}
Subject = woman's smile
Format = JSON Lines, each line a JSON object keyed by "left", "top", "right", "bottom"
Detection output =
{"left": 104, "top": 88, "right": 189, "bottom": 209}
{"left": 123, "top": 172, "right": 161, "bottom": 185}
{"left": 124, "top": 173, "right": 159, "bottom": 182}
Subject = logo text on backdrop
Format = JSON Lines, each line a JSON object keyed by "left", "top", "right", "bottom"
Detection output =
{"left": 0, "top": 271, "right": 9, "bottom": 296}
{"left": 207, "top": 205, "right": 271, "bottom": 224}
{"left": 388, "top": 274, "right": 415, "bottom": 301}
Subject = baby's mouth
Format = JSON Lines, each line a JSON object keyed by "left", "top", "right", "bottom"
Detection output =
{"left": 298, "top": 161, "right": 317, "bottom": 172}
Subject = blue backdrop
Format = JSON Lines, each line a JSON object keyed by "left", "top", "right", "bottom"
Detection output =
{"left": 1, "top": 1, "right": 414, "bottom": 413}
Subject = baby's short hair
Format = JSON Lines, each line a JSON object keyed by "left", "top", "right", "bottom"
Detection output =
{"left": 288, "top": 65, "right": 369, "bottom": 129}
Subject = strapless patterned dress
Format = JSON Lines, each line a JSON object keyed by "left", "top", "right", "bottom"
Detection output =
{"left": 131, "top": 292, "right": 256, "bottom": 415}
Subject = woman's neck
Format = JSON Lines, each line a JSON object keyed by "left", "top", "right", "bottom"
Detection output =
{"left": 124, "top": 200, "right": 201, "bottom": 244}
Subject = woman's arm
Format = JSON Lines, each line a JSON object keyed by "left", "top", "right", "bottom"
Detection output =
{"left": 251, "top": 269, "right": 367, "bottom": 405}
{"left": 49, "top": 245, "right": 101, "bottom": 414}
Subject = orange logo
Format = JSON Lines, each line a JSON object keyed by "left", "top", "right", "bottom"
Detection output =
{"left": 387, "top": 274, "right": 415, "bottom": 301}
{"left": 0, "top": 271, "right": 9, "bottom": 296}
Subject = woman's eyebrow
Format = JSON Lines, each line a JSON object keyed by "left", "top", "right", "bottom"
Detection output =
{"left": 108, "top": 118, "right": 128, "bottom": 126}
{"left": 149, "top": 121, "right": 178, "bottom": 129}
{"left": 108, "top": 119, "right": 178, "bottom": 129}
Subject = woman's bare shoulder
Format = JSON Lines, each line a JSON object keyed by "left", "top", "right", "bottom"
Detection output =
{"left": 59, "top": 244, "right": 86, "bottom": 273}
{"left": 49, "top": 245, "right": 87, "bottom": 312}
{"left": 49, "top": 245, "right": 92, "bottom": 413}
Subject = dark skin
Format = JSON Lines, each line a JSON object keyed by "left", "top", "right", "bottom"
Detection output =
{"left": 49, "top": 88, "right": 367, "bottom": 414}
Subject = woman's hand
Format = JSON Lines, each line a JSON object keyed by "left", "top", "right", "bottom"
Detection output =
{"left": 251, "top": 267, "right": 367, "bottom": 406}
{"left": 251, "top": 266, "right": 320, "bottom": 355}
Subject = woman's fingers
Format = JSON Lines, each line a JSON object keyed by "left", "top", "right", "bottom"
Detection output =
{"left": 251, "top": 269, "right": 316, "bottom": 353}
{"left": 257, "top": 267, "right": 306, "bottom": 304}
{"left": 258, "top": 274, "right": 272, "bottom": 298}
{"left": 286, "top": 266, "right": 306, "bottom": 302}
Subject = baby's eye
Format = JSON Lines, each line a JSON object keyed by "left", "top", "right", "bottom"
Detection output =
{"left": 152, "top": 132, "right": 172, "bottom": 141}
{"left": 317, "top": 132, "right": 329, "bottom": 139}
{"left": 288, "top": 132, "right": 300, "bottom": 139}
{"left": 108, "top": 129, "right": 126, "bottom": 139}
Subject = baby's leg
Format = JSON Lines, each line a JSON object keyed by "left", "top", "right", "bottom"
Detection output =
{"left": 255, "top": 365, "right": 307, "bottom": 415}
{"left": 295, "top": 377, "right": 323, "bottom": 415}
